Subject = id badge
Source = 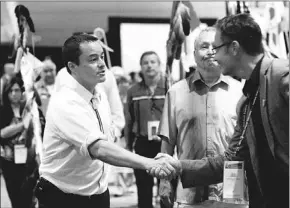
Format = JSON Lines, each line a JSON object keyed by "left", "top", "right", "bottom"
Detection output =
{"left": 147, "top": 121, "right": 159, "bottom": 141}
{"left": 223, "top": 161, "right": 245, "bottom": 201}
{"left": 14, "top": 144, "right": 28, "bottom": 164}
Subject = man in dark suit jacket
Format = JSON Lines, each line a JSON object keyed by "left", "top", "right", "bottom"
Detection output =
{"left": 150, "top": 13, "right": 289, "bottom": 208}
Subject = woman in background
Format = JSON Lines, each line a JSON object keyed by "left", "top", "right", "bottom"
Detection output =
{"left": 0, "top": 76, "right": 38, "bottom": 208}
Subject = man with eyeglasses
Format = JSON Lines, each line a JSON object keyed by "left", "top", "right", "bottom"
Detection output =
{"left": 157, "top": 27, "right": 244, "bottom": 208}
{"left": 125, "top": 51, "right": 167, "bottom": 208}
{"left": 152, "top": 13, "right": 289, "bottom": 208}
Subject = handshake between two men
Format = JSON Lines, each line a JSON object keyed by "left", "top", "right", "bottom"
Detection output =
{"left": 147, "top": 153, "right": 182, "bottom": 180}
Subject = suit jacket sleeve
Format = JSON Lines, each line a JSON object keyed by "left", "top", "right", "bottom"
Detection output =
{"left": 279, "top": 70, "right": 289, "bottom": 106}
{"left": 124, "top": 88, "right": 135, "bottom": 149}
{"left": 180, "top": 96, "right": 250, "bottom": 188}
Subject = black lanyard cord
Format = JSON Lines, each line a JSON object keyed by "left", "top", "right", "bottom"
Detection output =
{"left": 235, "top": 87, "right": 260, "bottom": 156}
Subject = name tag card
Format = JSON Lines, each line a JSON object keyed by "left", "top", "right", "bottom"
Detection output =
{"left": 223, "top": 161, "right": 245, "bottom": 201}
{"left": 147, "top": 121, "right": 159, "bottom": 141}
{"left": 14, "top": 144, "right": 28, "bottom": 164}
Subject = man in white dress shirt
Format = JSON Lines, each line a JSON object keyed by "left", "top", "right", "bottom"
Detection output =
{"left": 55, "top": 65, "right": 125, "bottom": 140}
{"left": 35, "top": 34, "right": 179, "bottom": 208}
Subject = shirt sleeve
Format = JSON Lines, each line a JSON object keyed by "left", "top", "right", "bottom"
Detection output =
{"left": 158, "top": 89, "right": 177, "bottom": 145}
{"left": 51, "top": 99, "right": 106, "bottom": 157}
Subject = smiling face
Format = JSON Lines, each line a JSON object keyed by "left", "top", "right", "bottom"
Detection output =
{"left": 70, "top": 41, "right": 107, "bottom": 88}
{"left": 212, "top": 30, "right": 239, "bottom": 77}
{"left": 194, "top": 29, "right": 222, "bottom": 76}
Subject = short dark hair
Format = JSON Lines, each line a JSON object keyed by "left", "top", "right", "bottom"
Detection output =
{"left": 215, "top": 13, "right": 264, "bottom": 56}
{"left": 139, "top": 51, "right": 160, "bottom": 65}
{"left": 62, "top": 34, "right": 98, "bottom": 74}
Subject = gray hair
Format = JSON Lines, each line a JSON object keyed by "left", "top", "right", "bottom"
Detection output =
{"left": 194, "top": 27, "right": 216, "bottom": 50}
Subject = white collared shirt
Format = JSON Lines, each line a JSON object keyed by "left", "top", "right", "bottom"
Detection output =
{"left": 55, "top": 68, "right": 125, "bottom": 137}
{"left": 39, "top": 74, "right": 112, "bottom": 196}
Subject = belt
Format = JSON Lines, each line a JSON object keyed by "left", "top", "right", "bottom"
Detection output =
{"left": 38, "top": 177, "right": 108, "bottom": 200}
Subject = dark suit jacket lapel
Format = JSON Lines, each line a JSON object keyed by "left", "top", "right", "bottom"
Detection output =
{"left": 259, "top": 55, "right": 275, "bottom": 157}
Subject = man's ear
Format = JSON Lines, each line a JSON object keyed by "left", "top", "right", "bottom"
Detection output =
{"left": 68, "top": 62, "right": 77, "bottom": 74}
{"left": 231, "top": 41, "right": 240, "bottom": 56}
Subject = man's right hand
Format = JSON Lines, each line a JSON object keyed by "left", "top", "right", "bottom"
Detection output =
{"left": 159, "top": 179, "right": 174, "bottom": 208}
{"left": 148, "top": 153, "right": 182, "bottom": 180}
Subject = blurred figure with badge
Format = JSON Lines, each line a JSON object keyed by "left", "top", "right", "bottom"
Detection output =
{"left": 0, "top": 76, "right": 38, "bottom": 208}
{"left": 125, "top": 51, "right": 167, "bottom": 208}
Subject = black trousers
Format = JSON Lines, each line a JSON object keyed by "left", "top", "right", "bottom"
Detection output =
{"left": 35, "top": 177, "right": 110, "bottom": 208}
{"left": 1, "top": 157, "right": 37, "bottom": 208}
{"left": 134, "top": 138, "right": 165, "bottom": 208}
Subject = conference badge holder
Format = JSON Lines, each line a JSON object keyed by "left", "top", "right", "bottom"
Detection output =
{"left": 223, "top": 161, "right": 249, "bottom": 206}
{"left": 147, "top": 121, "right": 159, "bottom": 141}
{"left": 14, "top": 144, "right": 28, "bottom": 164}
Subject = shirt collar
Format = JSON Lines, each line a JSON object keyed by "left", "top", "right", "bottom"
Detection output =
{"left": 64, "top": 74, "right": 94, "bottom": 104}
{"left": 189, "top": 70, "right": 230, "bottom": 87}
{"left": 242, "top": 55, "right": 264, "bottom": 98}
{"left": 141, "top": 74, "right": 166, "bottom": 89}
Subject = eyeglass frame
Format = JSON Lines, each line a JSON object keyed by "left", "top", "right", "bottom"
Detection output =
{"left": 212, "top": 41, "right": 233, "bottom": 52}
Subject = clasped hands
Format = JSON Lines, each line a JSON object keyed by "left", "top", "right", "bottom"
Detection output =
{"left": 147, "top": 153, "right": 182, "bottom": 180}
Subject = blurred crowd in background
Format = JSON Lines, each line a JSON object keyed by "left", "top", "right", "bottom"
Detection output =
{"left": 0, "top": 1, "right": 289, "bottom": 208}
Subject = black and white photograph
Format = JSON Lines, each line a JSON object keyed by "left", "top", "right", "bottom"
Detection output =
{"left": 0, "top": 1, "right": 289, "bottom": 208}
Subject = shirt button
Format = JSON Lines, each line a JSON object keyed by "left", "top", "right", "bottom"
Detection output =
{"left": 207, "top": 105, "right": 211, "bottom": 108}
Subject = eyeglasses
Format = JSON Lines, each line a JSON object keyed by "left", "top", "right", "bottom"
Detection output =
{"left": 212, "top": 42, "right": 232, "bottom": 52}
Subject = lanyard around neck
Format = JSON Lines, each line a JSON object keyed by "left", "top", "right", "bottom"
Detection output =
{"left": 235, "top": 87, "right": 260, "bottom": 155}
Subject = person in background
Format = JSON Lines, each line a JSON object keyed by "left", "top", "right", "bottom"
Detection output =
{"left": 99, "top": 69, "right": 125, "bottom": 141}
{"left": 129, "top": 71, "right": 142, "bottom": 86}
{"left": 111, "top": 66, "right": 131, "bottom": 106}
{"left": 110, "top": 66, "right": 134, "bottom": 196}
{"left": 125, "top": 51, "right": 167, "bottom": 208}
{"left": 158, "top": 27, "right": 244, "bottom": 208}
{"left": 0, "top": 62, "right": 16, "bottom": 106}
{"left": 0, "top": 76, "right": 38, "bottom": 208}
{"left": 34, "top": 57, "right": 57, "bottom": 116}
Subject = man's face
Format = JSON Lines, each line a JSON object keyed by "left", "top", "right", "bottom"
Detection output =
{"left": 75, "top": 41, "right": 106, "bottom": 86}
{"left": 140, "top": 54, "right": 160, "bottom": 79}
{"left": 9, "top": 83, "right": 22, "bottom": 104}
{"left": 194, "top": 30, "right": 221, "bottom": 75}
{"left": 42, "top": 67, "right": 56, "bottom": 85}
{"left": 4, "top": 63, "right": 15, "bottom": 77}
{"left": 212, "top": 30, "right": 237, "bottom": 77}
